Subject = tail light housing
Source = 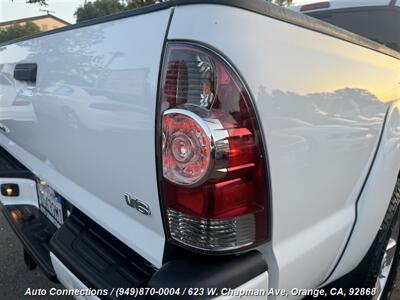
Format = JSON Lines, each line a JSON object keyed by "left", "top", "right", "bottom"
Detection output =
{"left": 158, "top": 43, "right": 269, "bottom": 253}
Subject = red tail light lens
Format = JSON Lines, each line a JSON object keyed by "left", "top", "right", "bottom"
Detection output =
{"left": 159, "top": 43, "right": 269, "bottom": 252}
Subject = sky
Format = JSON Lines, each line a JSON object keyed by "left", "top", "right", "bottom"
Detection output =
{"left": 0, "top": 0, "right": 313, "bottom": 25}
{"left": 0, "top": 0, "right": 85, "bottom": 24}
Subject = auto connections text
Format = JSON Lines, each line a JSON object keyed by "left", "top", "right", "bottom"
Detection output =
{"left": 24, "top": 287, "right": 377, "bottom": 298}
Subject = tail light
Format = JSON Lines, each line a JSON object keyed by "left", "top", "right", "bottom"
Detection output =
{"left": 158, "top": 43, "right": 269, "bottom": 253}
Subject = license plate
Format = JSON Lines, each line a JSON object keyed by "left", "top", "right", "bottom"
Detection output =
{"left": 37, "top": 180, "right": 64, "bottom": 228}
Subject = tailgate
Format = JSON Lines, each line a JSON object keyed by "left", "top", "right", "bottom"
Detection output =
{"left": 0, "top": 8, "right": 173, "bottom": 267}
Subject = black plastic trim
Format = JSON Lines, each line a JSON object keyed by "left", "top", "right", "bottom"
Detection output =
{"left": 1, "top": 205, "right": 59, "bottom": 282}
{"left": 49, "top": 208, "right": 156, "bottom": 300}
{"left": 307, "top": 5, "right": 400, "bottom": 18}
{"left": 0, "top": 147, "right": 34, "bottom": 180}
{"left": 14, "top": 63, "right": 37, "bottom": 83}
{"left": 148, "top": 251, "right": 268, "bottom": 300}
{"left": 0, "top": 0, "right": 398, "bottom": 60}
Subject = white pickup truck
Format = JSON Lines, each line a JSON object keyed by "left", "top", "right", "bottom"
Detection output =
{"left": 0, "top": 0, "right": 399, "bottom": 299}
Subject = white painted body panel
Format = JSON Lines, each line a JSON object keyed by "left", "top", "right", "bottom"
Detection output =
{"left": 168, "top": 4, "right": 399, "bottom": 297}
{"left": 0, "top": 2, "right": 399, "bottom": 296}
{"left": 0, "top": 8, "right": 173, "bottom": 268}
{"left": 327, "top": 101, "right": 400, "bottom": 283}
{"left": 0, "top": 74, "right": 38, "bottom": 123}
{"left": 0, "top": 177, "right": 38, "bottom": 207}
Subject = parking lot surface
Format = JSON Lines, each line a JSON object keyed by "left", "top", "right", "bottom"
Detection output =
{"left": 0, "top": 212, "right": 72, "bottom": 299}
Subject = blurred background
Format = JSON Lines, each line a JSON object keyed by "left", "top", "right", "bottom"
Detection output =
{"left": 0, "top": 0, "right": 305, "bottom": 44}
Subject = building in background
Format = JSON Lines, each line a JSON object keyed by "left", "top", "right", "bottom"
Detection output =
{"left": 0, "top": 14, "right": 70, "bottom": 32}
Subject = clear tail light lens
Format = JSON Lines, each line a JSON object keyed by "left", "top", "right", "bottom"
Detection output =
{"left": 162, "top": 110, "right": 212, "bottom": 186}
{"left": 158, "top": 43, "right": 269, "bottom": 252}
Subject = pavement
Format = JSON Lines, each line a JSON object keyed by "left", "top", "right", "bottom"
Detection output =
{"left": 0, "top": 211, "right": 72, "bottom": 300}
{"left": 390, "top": 260, "right": 400, "bottom": 299}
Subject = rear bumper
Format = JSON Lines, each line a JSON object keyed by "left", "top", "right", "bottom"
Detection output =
{"left": 51, "top": 253, "right": 268, "bottom": 300}
{"left": 2, "top": 203, "right": 268, "bottom": 299}
{"left": 2, "top": 205, "right": 58, "bottom": 282}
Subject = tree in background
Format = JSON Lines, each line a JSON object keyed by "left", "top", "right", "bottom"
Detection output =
{"left": 74, "top": 0, "right": 164, "bottom": 23}
{"left": 269, "top": 0, "right": 293, "bottom": 7}
{"left": 74, "top": 0, "right": 126, "bottom": 23}
{"left": 20, "top": 0, "right": 294, "bottom": 6}
{"left": 25, "top": 0, "right": 47, "bottom": 4}
{"left": 17, "top": 0, "right": 293, "bottom": 24}
{"left": 126, "top": 0, "right": 160, "bottom": 9}
{"left": 277, "top": 0, "right": 293, "bottom": 6}
{"left": 0, "top": 21, "right": 40, "bottom": 44}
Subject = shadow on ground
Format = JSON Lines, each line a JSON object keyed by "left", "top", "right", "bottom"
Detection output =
{"left": 0, "top": 212, "right": 72, "bottom": 299}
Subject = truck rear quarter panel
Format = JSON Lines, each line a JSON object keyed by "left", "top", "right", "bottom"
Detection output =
{"left": 167, "top": 3, "right": 400, "bottom": 296}
{"left": 328, "top": 100, "right": 400, "bottom": 284}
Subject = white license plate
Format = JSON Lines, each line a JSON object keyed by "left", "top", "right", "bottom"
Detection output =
{"left": 37, "top": 180, "right": 64, "bottom": 228}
